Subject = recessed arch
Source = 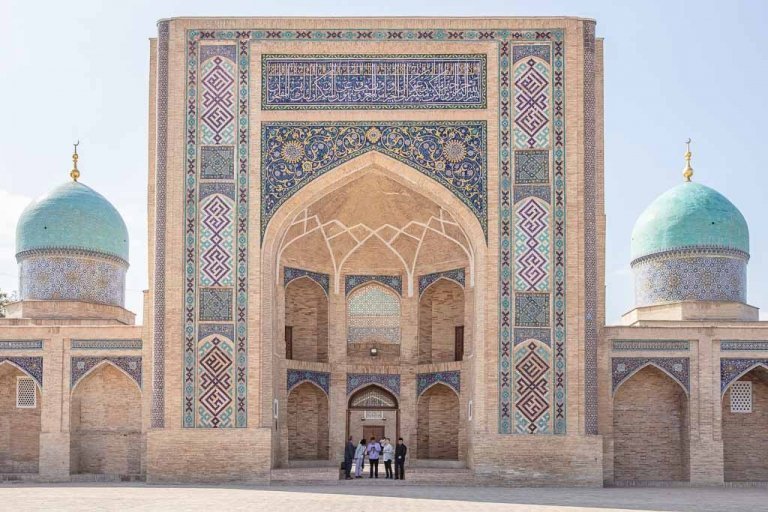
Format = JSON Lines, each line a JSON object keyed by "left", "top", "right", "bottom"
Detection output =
{"left": 613, "top": 362, "right": 689, "bottom": 398}
{"left": 420, "top": 275, "right": 465, "bottom": 298}
{"left": 287, "top": 381, "right": 329, "bottom": 461}
{"left": 0, "top": 359, "right": 42, "bottom": 392}
{"left": 722, "top": 362, "right": 768, "bottom": 396}
{"left": 349, "top": 384, "right": 399, "bottom": 409}
{"left": 417, "top": 382, "right": 460, "bottom": 460}
{"left": 722, "top": 366, "right": 768, "bottom": 482}
{"left": 70, "top": 359, "right": 142, "bottom": 395}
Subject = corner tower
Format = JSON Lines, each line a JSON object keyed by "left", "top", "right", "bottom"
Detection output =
{"left": 625, "top": 141, "right": 756, "bottom": 323}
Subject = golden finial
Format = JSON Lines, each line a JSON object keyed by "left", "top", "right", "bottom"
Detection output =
{"left": 70, "top": 141, "right": 80, "bottom": 182}
{"left": 682, "top": 138, "right": 693, "bottom": 182}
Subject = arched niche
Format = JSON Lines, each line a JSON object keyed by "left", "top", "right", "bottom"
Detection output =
{"left": 417, "top": 383, "right": 459, "bottom": 460}
{"left": 0, "top": 362, "right": 41, "bottom": 473}
{"left": 284, "top": 276, "right": 329, "bottom": 363}
{"left": 418, "top": 278, "right": 465, "bottom": 364}
{"left": 722, "top": 366, "right": 768, "bottom": 482}
{"left": 287, "top": 382, "right": 329, "bottom": 461}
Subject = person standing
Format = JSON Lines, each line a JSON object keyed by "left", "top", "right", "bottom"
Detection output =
{"left": 367, "top": 436, "right": 381, "bottom": 478}
{"left": 394, "top": 437, "right": 407, "bottom": 480}
{"left": 344, "top": 436, "right": 356, "bottom": 480}
{"left": 354, "top": 439, "right": 367, "bottom": 478}
{"left": 382, "top": 438, "right": 394, "bottom": 479}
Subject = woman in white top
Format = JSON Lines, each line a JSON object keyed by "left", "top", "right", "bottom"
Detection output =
{"left": 382, "top": 438, "right": 395, "bottom": 479}
{"left": 354, "top": 439, "right": 367, "bottom": 478}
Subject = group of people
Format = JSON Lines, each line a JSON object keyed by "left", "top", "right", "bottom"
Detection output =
{"left": 344, "top": 436, "right": 407, "bottom": 481}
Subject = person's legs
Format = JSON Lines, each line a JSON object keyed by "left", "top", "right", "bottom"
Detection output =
{"left": 397, "top": 461, "right": 405, "bottom": 480}
{"left": 354, "top": 458, "right": 362, "bottom": 477}
{"left": 374, "top": 459, "right": 379, "bottom": 478}
{"left": 369, "top": 459, "right": 374, "bottom": 478}
{"left": 385, "top": 460, "right": 392, "bottom": 478}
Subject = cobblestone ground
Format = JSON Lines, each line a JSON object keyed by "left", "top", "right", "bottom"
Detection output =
{"left": 0, "top": 484, "right": 766, "bottom": 511}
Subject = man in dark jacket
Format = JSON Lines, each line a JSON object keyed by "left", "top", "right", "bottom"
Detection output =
{"left": 344, "top": 436, "right": 355, "bottom": 480}
{"left": 394, "top": 437, "right": 407, "bottom": 480}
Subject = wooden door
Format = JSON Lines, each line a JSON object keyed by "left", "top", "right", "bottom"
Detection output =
{"left": 285, "top": 326, "right": 293, "bottom": 359}
{"left": 363, "top": 425, "right": 385, "bottom": 442}
{"left": 454, "top": 326, "right": 464, "bottom": 361}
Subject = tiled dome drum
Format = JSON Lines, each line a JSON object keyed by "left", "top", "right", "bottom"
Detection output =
{"left": 15, "top": 181, "right": 129, "bottom": 306}
{"left": 630, "top": 181, "right": 749, "bottom": 307}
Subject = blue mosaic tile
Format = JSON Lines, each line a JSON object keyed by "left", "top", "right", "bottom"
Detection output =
{"left": 200, "top": 146, "right": 235, "bottom": 179}
{"left": 284, "top": 267, "right": 330, "bottom": 295}
{"left": 612, "top": 357, "right": 689, "bottom": 393}
{"left": 199, "top": 288, "right": 233, "bottom": 321}
{"left": 347, "top": 373, "right": 400, "bottom": 396}
{"left": 71, "top": 356, "right": 142, "bottom": 389}
{"left": 0, "top": 356, "right": 43, "bottom": 387}
{"left": 721, "top": 341, "right": 768, "bottom": 351}
{"left": 721, "top": 358, "right": 768, "bottom": 393}
{"left": 514, "top": 293, "right": 550, "bottom": 327}
{"left": 417, "top": 371, "right": 460, "bottom": 396}
{"left": 287, "top": 369, "right": 330, "bottom": 395}
{"left": 512, "top": 44, "right": 551, "bottom": 63}
{"left": 345, "top": 275, "right": 402, "bottom": 296}
{"left": 418, "top": 268, "right": 465, "bottom": 296}
{"left": 514, "top": 150, "right": 549, "bottom": 184}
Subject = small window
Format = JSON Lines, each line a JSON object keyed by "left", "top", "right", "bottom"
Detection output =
{"left": 730, "top": 381, "right": 752, "bottom": 413}
{"left": 364, "top": 410, "right": 384, "bottom": 420}
{"left": 16, "top": 377, "right": 36, "bottom": 408}
{"left": 468, "top": 400, "right": 473, "bottom": 421}
{"left": 273, "top": 398, "right": 279, "bottom": 419}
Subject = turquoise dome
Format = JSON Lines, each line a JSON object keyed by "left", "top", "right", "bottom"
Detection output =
{"left": 631, "top": 181, "right": 749, "bottom": 261}
{"left": 16, "top": 181, "right": 129, "bottom": 262}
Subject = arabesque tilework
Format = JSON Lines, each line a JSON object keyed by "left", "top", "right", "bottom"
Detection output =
{"left": 284, "top": 267, "right": 330, "bottom": 295}
{"left": 418, "top": 268, "right": 465, "bottom": 297}
{"left": 71, "top": 356, "right": 142, "bottom": 389}
{"left": 0, "top": 357, "right": 43, "bottom": 387}
{"left": 345, "top": 275, "right": 402, "bottom": 296}
{"left": 287, "top": 369, "right": 330, "bottom": 395}
{"left": 0, "top": 340, "right": 43, "bottom": 350}
{"left": 347, "top": 373, "right": 401, "bottom": 396}
{"left": 720, "top": 341, "right": 768, "bottom": 351}
{"left": 174, "top": 26, "right": 567, "bottom": 436}
{"left": 720, "top": 359, "right": 768, "bottom": 393}
{"left": 612, "top": 357, "right": 690, "bottom": 394}
{"left": 417, "top": 371, "right": 460, "bottom": 396}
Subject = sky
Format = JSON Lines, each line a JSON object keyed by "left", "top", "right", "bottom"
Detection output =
{"left": 0, "top": 0, "right": 766, "bottom": 324}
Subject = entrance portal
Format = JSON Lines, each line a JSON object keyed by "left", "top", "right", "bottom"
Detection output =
{"left": 347, "top": 386, "right": 398, "bottom": 445}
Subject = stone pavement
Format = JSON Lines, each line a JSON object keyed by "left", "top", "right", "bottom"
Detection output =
{"left": 0, "top": 483, "right": 766, "bottom": 511}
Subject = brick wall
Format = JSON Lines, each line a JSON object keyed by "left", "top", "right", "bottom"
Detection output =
{"left": 0, "top": 365, "right": 40, "bottom": 473}
{"left": 722, "top": 369, "right": 768, "bottom": 481}
{"left": 419, "top": 280, "right": 464, "bottom": 364}
{"left": 613, "top": 365, "right": 690, "bottom": 481}
{"left": 417, "top": 384, "right": 459, "bottom": 460}
{"left": 70, "top": 364, "right": 142, "bottom": 475}
{"left": 285, "top": 279, "right": 329, "bottom": 363}
{"left": 287, "top": 382, "right": 329, "bottom": 460}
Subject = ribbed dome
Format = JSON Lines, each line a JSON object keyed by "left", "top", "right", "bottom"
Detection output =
{"left": 630, "top": 182, "right": 748, "bottom": 262}
{"left": 16, "top": 181, "right": 129, "bottom": 262}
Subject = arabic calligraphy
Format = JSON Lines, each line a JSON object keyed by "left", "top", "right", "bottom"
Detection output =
{"left": 262, "top": 55, "right": 486, "bottom": 109}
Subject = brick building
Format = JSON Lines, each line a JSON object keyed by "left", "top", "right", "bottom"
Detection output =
{"left": 0, "top": 16, "right": 766, "bottom": 487}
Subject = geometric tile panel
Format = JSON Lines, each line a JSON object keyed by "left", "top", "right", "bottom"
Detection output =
{"left": 721, "top": 341, "right": 768, "bottom": 351}
{"left": 287, "top": 369, "right": 330, "bottom": 395}
{"left": 199, "top": 288, "right": 233, "bottom": 322}
{"left": 347, "top": 284, "right": 401, "bottom": 344}
{"left": 70, "top": 339, "right": 142, "bottom": 350}
{"left": 514, "top": 198, "right": 550, "bottom": 292}
{"left": 70, "top": 356, "right": 141, "bottom": 389}
{"left": 513, "top": 327, "right": 552, "bottom": 347}
{"left": 0, "top": 356, "right": 43, "bottom": 388}
{"left": 200, "top": 53, "right": 236, "bottom": 145}
{"left": 347, "top": 373, "right": 400, "bottom": 397}
{"left": 611, "top": 339, "right": 690, "bottom": 351}
{"left": 197, "top": 332, "right": 235, "bottom": 427}
{"left": 0, "top": 341, "right": 43, "bottom": 350}
{"left": 720, "top": 359, "right": 768, "bottom": 393}
{"left": 345, "top": 275, "right": 402, "bottom": 296}
{"left": 612, "top": 357, "right": 690, "bottom": 394}
{"left": 633, "top": 254, "right": 747, "bottom": 307}
{"left": 512, "top": 44, "right": 551, "bottom": 64}
{"left": 513, "top": 56, "right": 550, "bottom": 149}
{"left": 263, "top": 55, "right": 486, "bottom": 110}
{"left": 513, "top": 340, "right": 552, "bottom": 434}
{"left": 261, "top": 122, "right": 487, "bottom": 238}
{"left": 199, "top": 194, "right": 235, "bottom": 287}
{"left": 514, "top": 150, "right": 549, "bottom": 184}
{"left": 418, "top": 268, "right": 465, "bottom": 297}
{"left": 416, "top": 371, "right": 460, "bottom": 396}
{"left": 514, "top": 293, "right": 550, "bottom": 327}
{"left": 200, "top": 146, "right": 235, "bottom": 179}
{"left": 284, "top": 267, "right": 330, "bottom": 295}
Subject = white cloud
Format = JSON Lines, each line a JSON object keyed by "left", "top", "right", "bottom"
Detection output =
{"left": 0, "top": 188, "right": 31, "bottom": 294}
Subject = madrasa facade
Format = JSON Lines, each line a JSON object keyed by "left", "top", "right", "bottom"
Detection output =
{"left": 1, "top": 16, "right": 767, "bottom": 487}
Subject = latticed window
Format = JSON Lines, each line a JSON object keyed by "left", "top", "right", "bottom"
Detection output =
{"left": 730, "top": 381, "right": 752, "bottom": 413}
{"left": 347, "top": 283, "right": 400, "bottom": 344}
{"left": 351, "top": 388, "right": 397, "bottom": 409}
{"left": 16, "top": 377, "right": 36, "bottom": 409}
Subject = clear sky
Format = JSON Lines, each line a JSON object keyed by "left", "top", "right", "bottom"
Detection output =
{"left": 0, "top": 0, "right": 766, "bottom": 323}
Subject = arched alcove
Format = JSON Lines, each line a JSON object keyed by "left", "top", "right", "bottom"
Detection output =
{"left": 419, "top": 279, "right": 465, "bottom": 363}
{"left": 417, "top": 383, "right": 459, "bottom": 460}
{"left": 613, "top": 365, "right": 689, "bottom": 482}
{"left": 722, "top": 366, "right": 768, "bottom": 481}
{"left": 70, "top": 363, "right": 141, "bottom": 476}
{"left": 287, "top": 382, "right": 329, "bottom": 461}
{"left": 0, "top": 363, "right": 41, "bottom": 473}
{"left": 284, "top": 277, "right": 329, "bottom": 363}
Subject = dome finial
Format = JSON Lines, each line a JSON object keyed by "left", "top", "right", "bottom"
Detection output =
{"left": 682, "top": 138, "right": 694, "bottom": 182}
{"left": 70, "top": 141, "right": 80, "bottom": 182}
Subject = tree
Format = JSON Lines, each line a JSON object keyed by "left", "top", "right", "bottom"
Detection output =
{"left": 0, "top": 289, "right": 17, "bottom": 318}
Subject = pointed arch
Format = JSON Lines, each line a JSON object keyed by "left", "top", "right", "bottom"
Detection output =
{"left": 0, "top": 358, "right": 42, "bottom": 391}
{"left": 70, "top": 357, "right": 142, "bottom": 395}
{"left": 612, "top": 357, "right": 690, "bottom": 397}
{"left": 347, "top": 282, "right": 401, "bottom": 345}
{"left": 721, "top": 360, "right": 768, "bottom": 396}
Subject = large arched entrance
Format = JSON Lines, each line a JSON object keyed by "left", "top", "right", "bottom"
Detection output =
{"left": 0, "top": 363, "right": 41, "bottom": 473}
{"left": 287, "top": 382, "right": 329, "bottom": 461}
{"left": 613, "top": 365, "right": 690, "bottom": 482}
{"left": 722, "top": 365, "right": 768, "bottom": 482}
{"left": 347, "top": 386, "right": 399, "bottom": 446}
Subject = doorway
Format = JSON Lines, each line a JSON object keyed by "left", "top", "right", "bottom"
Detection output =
{"left": 347, "top": 386, "right": 399, "bottom": 444}
{"left": 363, "top": 425, "right": 385, "bottom": 442}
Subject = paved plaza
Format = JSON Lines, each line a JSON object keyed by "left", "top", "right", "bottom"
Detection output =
{"left": 0, "top": 484, "right": 765, "bottom": 511}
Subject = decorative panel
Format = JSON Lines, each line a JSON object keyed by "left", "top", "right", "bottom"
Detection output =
{"left": 513, "top": 340, "right": 552, "bottom": 434}
{"left": 261, "top": 122, "right": 487, "bottom": 238}
{"left": 262, "top": 54, "right": 486, "bottom": 110}
{"left": 721, "top": 341, "right": 768, "bottom": 351}
{"left": 347, "top": 373, "right": 400, "bottom": 397}
{"left": 70, "top": 356, "right": 141, "bottom": 389}
{"left": 184, "top": 38, "right": 249, "bottom": 428}
{"left": 345, "top": 275, "right": 402, "bottom": 296}
{"left": 730, "top": 381, "right": 752, "bottom": 413}
{"left": 287, "top": 369, "right": 330, "bottom": 395}
{"left": 71, "top": 339, "right": 142, "bottom": 350}
{"left": 512, "top": 46, "right": 551, "bottom": 149}
{"left": 612, "top": 357, "right": 690, "bottom": 393}
{"left": 611, "top": 340, "right": 690, "bottom": 351}
{"left": 417, "top": 371, "right": 460, "bottom": 397}
{"left": 721, "top": 359, "right": 768, "bottom": 393}
{"left": 284, "top": 267, "right": 330, "bottom": 295}
{"left": 418, "top": 268, "right": 465, "bottom": 297}
{"left": 0, "top": 341, "right": 43, "bottom": 350}
{"left": 0, "top": 357, "right": 43, "bottom": 388}
{"left": 347, "top": 284, "right": 401, "bottom": 344}
{"left": 514, "top": 197, "right": 550, "bottom": 292}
